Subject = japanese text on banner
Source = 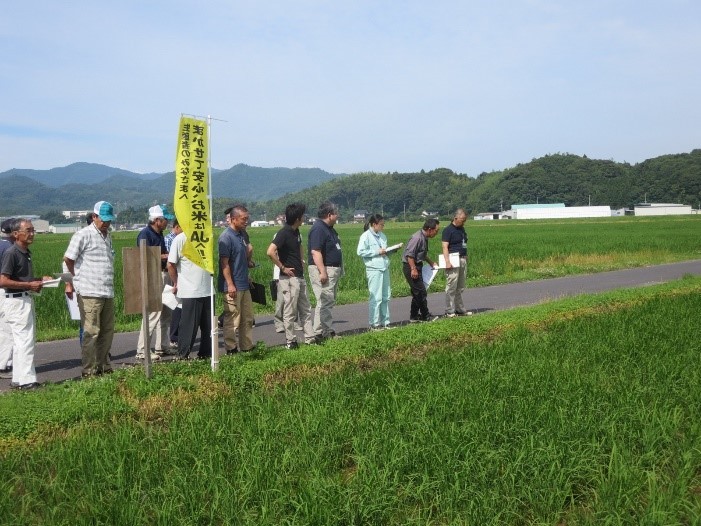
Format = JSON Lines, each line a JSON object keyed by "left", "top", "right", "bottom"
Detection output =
{"left": 173, "top": 116, "right": 214, "bottom": 274}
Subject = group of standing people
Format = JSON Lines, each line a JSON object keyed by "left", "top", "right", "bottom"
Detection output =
{"left": 0, "top": 199, "right": 469, "bottom": 389}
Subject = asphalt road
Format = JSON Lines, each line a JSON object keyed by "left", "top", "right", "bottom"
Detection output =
{"left": 3, "top": 259, "right": 700, "bottom": 392}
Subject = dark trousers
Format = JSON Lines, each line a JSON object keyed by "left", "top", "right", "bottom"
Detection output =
{"left": 402, "top": 262, "right": 429, "bottom": 319}
{"left": 170, "top": 307, "right": 181, "bottom": 343}
{"left": 178, "top": 297, "right": 212, "bottom": 359}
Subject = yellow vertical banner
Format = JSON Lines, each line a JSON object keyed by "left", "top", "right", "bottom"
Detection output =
{"left": 173, "top": 116, "right": 214, "bottom": 274}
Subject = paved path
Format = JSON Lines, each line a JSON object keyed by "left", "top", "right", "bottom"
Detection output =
{"left": 3, "top": 260, "right": 701, "bottom": 392}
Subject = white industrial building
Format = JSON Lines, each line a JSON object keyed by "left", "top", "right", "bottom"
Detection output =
{"left": 631, "top": 203, "right": 692, "bottom": 216}
{"left": 503, "top": 203, "right": 611, "bottom": 220}
{"left": 50, "top": 223, "right": 82, "bottom": 234}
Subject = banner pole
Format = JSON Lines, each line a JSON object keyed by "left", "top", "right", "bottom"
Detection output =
{"left": 207, "top": 114, "right": 219, "bottom": 372}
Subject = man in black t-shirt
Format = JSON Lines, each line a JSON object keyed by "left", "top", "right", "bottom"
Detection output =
{"left": 267, "top": 203, "right": 317, "bottom": 349}
{"left": 307, "top": 201, "right": 343, "bottom": 339}
{"left": 441, "top": 208, "right": 468, "bottom": 316}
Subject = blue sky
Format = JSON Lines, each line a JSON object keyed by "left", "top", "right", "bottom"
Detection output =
{"left": 1, "top": 0, "right": 699, "bottom": 176}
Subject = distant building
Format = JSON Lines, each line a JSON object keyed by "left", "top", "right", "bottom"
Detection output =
{"left": 50, "top": 223, "right": 81, "bottom": 234}
{"left": 474, "top": 212, "right": 508, "bottom": 220}
{"left": 250, "top": 220, "right": 271, "bottom": 227}
{"left": 630, "top": 203, "right": 692, "bottom": 216}
{"left": 504, "top": 204, "right": 611, "bottom": 220}
{"left": 62, "top": 210, "right": 91, "bottom": 219}
{"left": 421, "top": 210, "right": 439, "bottom": 219}
{"left": 353, "top": 210, "right": 368, "bottom": 223}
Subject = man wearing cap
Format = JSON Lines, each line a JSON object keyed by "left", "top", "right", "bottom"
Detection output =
{"left": 135, "top": 204, "right": 176, "bottom": 360}
{"left": 64, "top": 201, "right": 117, "bottom": 377}
{"left": 1, "top": 218, "right": 51, "bottom": 389}
{"left": 0, "top": 218, "right": 16, "bottom": 379}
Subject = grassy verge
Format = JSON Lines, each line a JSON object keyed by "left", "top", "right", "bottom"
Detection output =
{"left": 1, "top": 277, "right": 701, "bottom": 523}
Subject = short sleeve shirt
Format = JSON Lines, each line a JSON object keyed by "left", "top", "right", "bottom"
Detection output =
{"left": 441, "top": 223, "right": 468, "bottom": 257}
{"left": 167, "top": 232, "right": 211, "bottom": 298}
{"left": 272, "top": 225, "right": 304, "bottom": 276}
{"left": 64, "top": 224, "right": 115, "bottom": 298}
{"left": 307, "top": 219, "right": 342, "bottom": 267}
{"left": 218, "top": 227, "right": 250, "bottom": 291}
{"left": 402, "top": 229, "right": 429, "bottom": 264}
{"left": 0, "top": 244, "right": 33, "bottom": 293}
{"left": 137, "top": 225, "right": 167, "bottom": 270}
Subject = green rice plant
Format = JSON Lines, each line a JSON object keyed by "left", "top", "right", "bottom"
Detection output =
{"left": 26, "top": 215, "right": 701, "bottom": 340}
{"left": 2, "top": 278, "right": 701, "bottom": 523}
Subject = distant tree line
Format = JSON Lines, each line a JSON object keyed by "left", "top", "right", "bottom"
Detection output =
{"left": 37, "top": 149, "right": 701, "bottom": 223}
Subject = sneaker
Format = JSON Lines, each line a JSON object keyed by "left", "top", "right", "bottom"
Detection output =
{"left": 13, "top": 382, "right": 41, "bottom": 391}
{"left": 155, "top": 347, "right": 178, "bottom": 357}
{"left": 409, "top": 317, "right": 422, "bottom": 323}
{"left": 169, "top": 341, "right": 178, "bottom": 349}
{"left": 455, "top": 310, "right": 467, "bottom": 316}
{"left": 370, "top": 326, "right": 382, "bottom": 332}
{"left": 225, "top": 348, "right": 239, "bottom": 355}
{"left": 285, "top": 341, "right": 299, "bottom": 350}
{"left": 135, "top": 352, "right": 161, "bottom": 361}
{"left": 445, "top": 313, "right": 457, "bottom": 318}
{"left": 421, "top": 314, "right": 439, "bottom": 322}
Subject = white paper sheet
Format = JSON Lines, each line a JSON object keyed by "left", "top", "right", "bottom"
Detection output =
{"left": 65, "top": 293, "right": 81, "bottom": 321}
{"left": 162, "top": 284, "right": 181, "bottom": 310}
{"left": 438, "top": 253, "right": 461, "bottom": 268}
{"left": 422, "top": 265, "right": 439, "bottom": 288}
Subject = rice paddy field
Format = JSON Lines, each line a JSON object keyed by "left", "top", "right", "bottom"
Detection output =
{"left": 1, "top": 275, "right": 701, "bottom": 524}
{"left": 28, "top": 214, "right": 701, "bottom": 341}
{"left": 3, "top": 214, "right": 700, "bottom": 524}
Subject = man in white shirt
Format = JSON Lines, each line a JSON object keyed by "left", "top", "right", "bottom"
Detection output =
{"left": 167, "top": 230, "right": 212, "bottom": 360}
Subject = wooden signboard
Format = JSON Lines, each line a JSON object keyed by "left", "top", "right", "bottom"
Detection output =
{"left": 122, "top": 245, "right": 163, "bottom": 315}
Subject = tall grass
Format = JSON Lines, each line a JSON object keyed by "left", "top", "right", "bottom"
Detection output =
{"left": 1, "top": 278, "right": 701, "bottom": 523}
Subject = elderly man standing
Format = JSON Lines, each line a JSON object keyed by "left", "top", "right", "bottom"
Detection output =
{"left": 135, "top": 204, "right": 176, "bottom": 361}
{"left": 0, "top": 218, "right": 16, "bottom": 379}
{"left": 218, "top": 204, "right": 254, "bottom": 354}
{"left": 64, "top": 201, "right": 116, "bottom": 377}
{"left": 441, "top": 208, "right": 469, "bottom": 317}
{"left": 0, "top": 218, "right": 49, "bottom": 389}
{"left": 167, "top": 227, "right": 212, "bottom": 360}
{"left": 308, "top": 201, "right": 343, "bottom": 340}
{"left": 402, "top": 218, "right": 441, "bottom": 323}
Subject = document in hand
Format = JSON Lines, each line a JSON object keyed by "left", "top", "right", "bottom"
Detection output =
{"left": 386, "top": 243, "right": 404, "bottom": 254}
{"left": 438, "top": 253, "right": 460, "bottom": 268}
{"left": 422, "top": 265, "right": 439, "bottom": 288}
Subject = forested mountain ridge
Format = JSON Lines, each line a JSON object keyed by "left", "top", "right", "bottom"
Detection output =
{"left": 1, "top": 150, "right": 699, "bottom": 220}
{"left": 251, "top": 150, "right": 701, "bottom": 220}
{"left": 0, "top": 163, "right": 342, "bottom": 215}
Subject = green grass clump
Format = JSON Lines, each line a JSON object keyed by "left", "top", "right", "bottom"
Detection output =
{"left": 1, "top": 278, "right": 701, "bottom": 523}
